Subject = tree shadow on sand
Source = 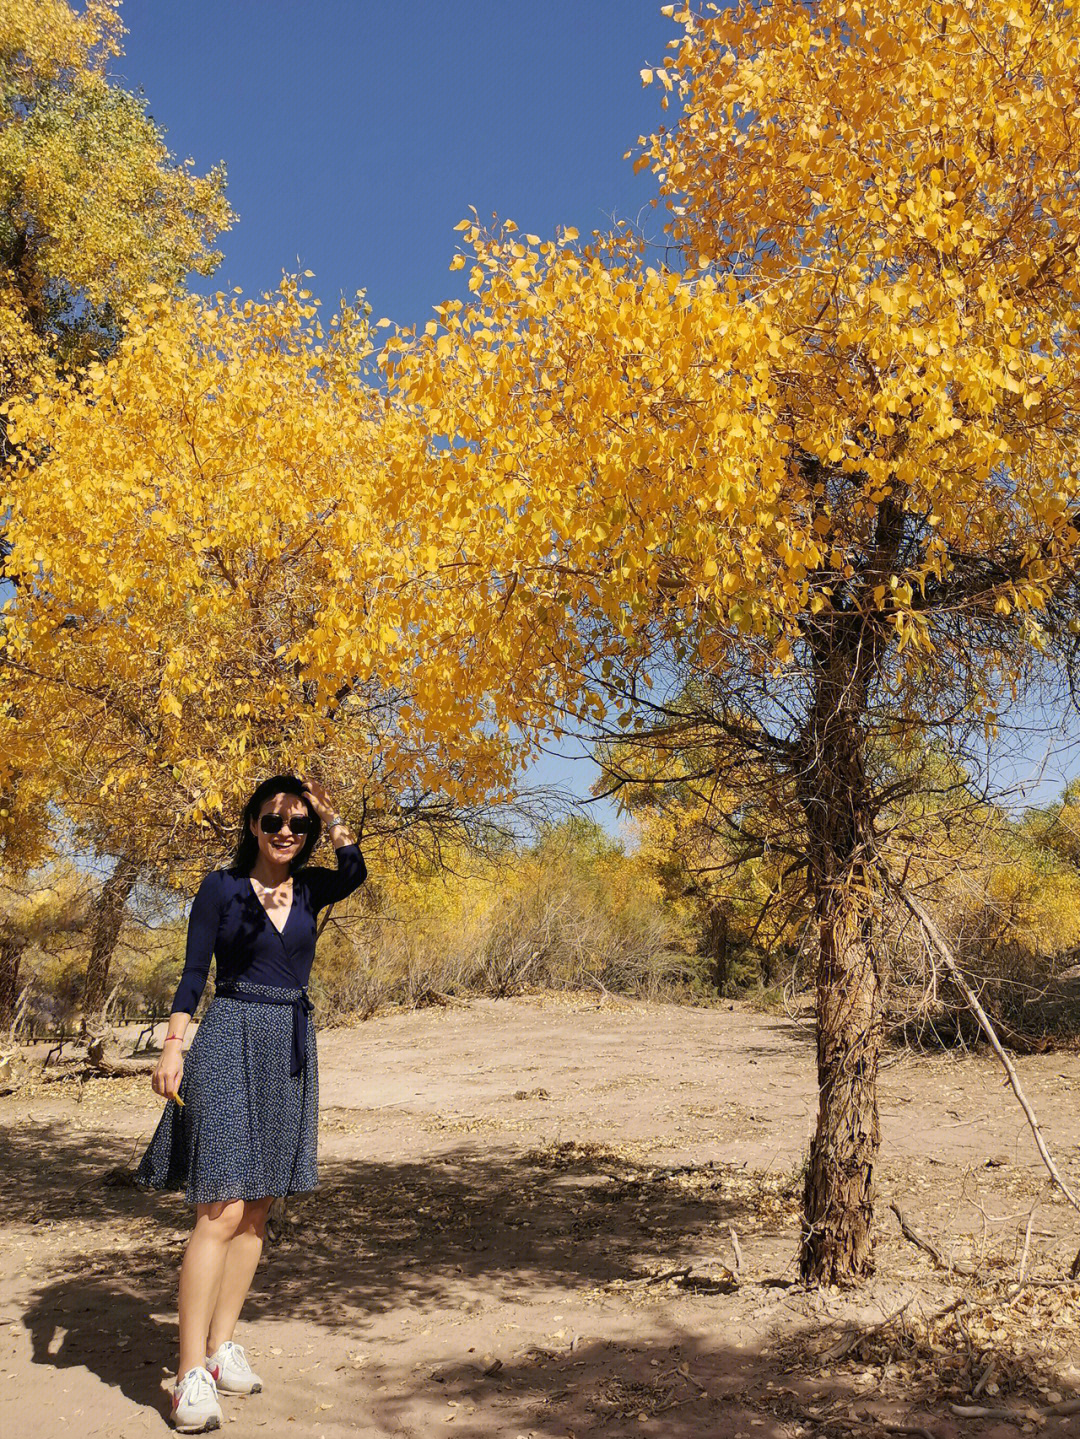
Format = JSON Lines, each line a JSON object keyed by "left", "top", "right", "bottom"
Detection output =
{"left": 17, "top": 1122, "right": 1080, "bottom": 1435}
{"left": 21, "top": 1132, "right": 795, "bottom": 1316}
{"left": 17, "top": 1125, "right": 795, "bottom": 1417}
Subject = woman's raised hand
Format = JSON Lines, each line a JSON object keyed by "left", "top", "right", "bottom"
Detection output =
{"left": 300, "top": 776, "right": 336, "bottom": 823}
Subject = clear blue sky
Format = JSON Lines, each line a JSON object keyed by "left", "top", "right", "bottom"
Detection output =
{"left": 116, "top": 0, "right": 673, "bottom": 323}
{"left": 113, "top": 0, "right": 680, "bottom": 837}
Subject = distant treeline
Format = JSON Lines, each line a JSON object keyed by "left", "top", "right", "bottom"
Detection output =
{"left": 7, "top": 786, "right": 1080, "bottom": 1047}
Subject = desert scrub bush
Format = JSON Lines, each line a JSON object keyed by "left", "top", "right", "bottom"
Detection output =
{"left": 312, "top": 818, "right": 694, "bottom": 1021}
{"left": 884, "top": 800, "right": 1080, "bottom": 1048}
{"left": 467, "top": 818, "right": 691, "bottom": 999}
{"left": 13, "top": 819, "right": 728, "bottom": 1030}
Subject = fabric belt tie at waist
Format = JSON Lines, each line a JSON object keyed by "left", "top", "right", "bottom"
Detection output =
{"left": 215, "top": 984, "right": 314, "bottom": 1076}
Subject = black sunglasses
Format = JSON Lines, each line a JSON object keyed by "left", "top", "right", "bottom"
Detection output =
{"left": 259, "top": 813, "right": 313, "bottom": 835}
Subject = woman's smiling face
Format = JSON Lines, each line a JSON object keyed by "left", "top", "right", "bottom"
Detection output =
{"left": 251, "top": 792, "right": 311, "bottom": 868}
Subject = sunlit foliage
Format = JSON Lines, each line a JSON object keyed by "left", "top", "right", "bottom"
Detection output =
{"left": 0, "top": 0, "right": 232, "bottom": 403}
{"left": 1, "top": 280, "right": 521, "bottom": 884}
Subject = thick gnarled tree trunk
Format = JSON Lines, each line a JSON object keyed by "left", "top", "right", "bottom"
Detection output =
{"left": 800, "top": 878, "right": 883, "bottom": 1282}
{"left": 83, "top": 855, "right": 139, "bottom": 1020}
{"left": 797, "top": 614, "right": 886, "bottom": 1284}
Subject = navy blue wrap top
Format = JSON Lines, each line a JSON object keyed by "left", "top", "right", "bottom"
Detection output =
{"left": 170, "top": 842, "right": 368, "bottom": 1016}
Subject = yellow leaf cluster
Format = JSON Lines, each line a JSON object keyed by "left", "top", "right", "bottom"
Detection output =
{"left": 1, "top": 280, "right": 524, "bottom": 871}
{"left": 0, "top": 0, "right": 233, "bottom": 402}
{"left": 11, "top": 0, "right": 1080, "bottom": 878}
{"left": 379, "top": 0, "right": 1080, "bottom": 732}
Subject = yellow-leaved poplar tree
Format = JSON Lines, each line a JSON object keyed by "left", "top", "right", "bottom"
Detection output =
{"left": 0, "top": 0, "right": 232, "bottom": 407}
{"left": 1, "top": 279, "right": 518, "bottom": 1012}
{"left": 0, "top": 0, "right": 232, "bottom": 1014}
{"left": 379, "top": 0, "right": 1080, "bottom": 1280}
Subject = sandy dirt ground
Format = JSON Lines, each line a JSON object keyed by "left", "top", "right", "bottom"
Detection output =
{"left": 4, "top": 993, "right": 1080, "bottom": 1438}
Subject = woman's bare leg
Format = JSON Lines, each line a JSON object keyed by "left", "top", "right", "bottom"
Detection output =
{"left": 206, "top": 1198, "right": 273, "bottom": 1356}
{"left": 177, "top": 1200, "right": 246, "bottom": 1379}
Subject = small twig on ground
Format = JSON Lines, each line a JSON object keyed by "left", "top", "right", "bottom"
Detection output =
{"left": 822, "top": 1298, "right": 913, "bottom": 1362}
{"left": 923, "top": 1297, "right": 967, "bottom": 1324}
{"left": 950, "top": 1406, "right": 1024, "bottom": 1421}
{"left": 972, "top": 1358, "right": 996, "bottom": 1399}
{"left": 637, "top": 1160, "right": 720, "bottom": 1183}
{"left": 634, "top": 1265, "right": 693, "bottom": 1285}
{"left": 653, "top": 1392, "right": 697, "bottom": 1414}
{"left": 889, "top": 1201, "right": 978, "bottom": 1276}
{"left": 1006, "top": 1277, "right": 1078, "bottom": 1290}
{"left": 1017, "top": 1207, "right": 1036, "bottom": 1285}
{"left": 955, "top": 1308, "right": 974, "bottom": 1359}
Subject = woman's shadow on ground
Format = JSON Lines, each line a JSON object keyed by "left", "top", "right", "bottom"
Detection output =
{"left": 25, "top": 1264, "right": 178, "bottom": 1412}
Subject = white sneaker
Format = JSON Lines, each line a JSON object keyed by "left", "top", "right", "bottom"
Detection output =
{"left": 206, "top": 1340, "right": 263, "bottom": 1395}
{"left": 171, "top": 1366, "right": 222, "bottom": 1432}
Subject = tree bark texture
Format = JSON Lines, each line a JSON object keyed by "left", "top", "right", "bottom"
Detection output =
{"left": 82, "top": 855, "right": 139, "bottom": 1019}
{"left": 800, "top": 877, "right": 882, "bottom": 1282}
{"left": 0, "top": 928, "right": 25, "bottom": 1030}
{"left": 797, "top": 623, "right": 885, "bottom": 1284}
{"left": 705, "top": 904, "right": 730, "bottom": 995}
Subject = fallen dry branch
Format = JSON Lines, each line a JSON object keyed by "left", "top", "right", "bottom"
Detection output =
{"left": 729, "top": 1224, "right": 744, "bottom": 1274}
{"left": 6, "top": 1037, "right": 158, "bottom": 1090}
{"left": 636, "top": 1265, "right": 693, "bottom": 1285}
{"left": 889, "top": 1201, "right": 978, "bottom": 1277}
{"left": 950, "top": 1399, "right": 1080, "bottom": 1421}
{"left": 85, "top": 1037, "right": 156, "bottom": 1077}
{"left": 821, "top": 1298, "right": 913, "bottom": 1361}
{"left": 892, "top": 883, "right": 1080, "bottom": 1274}
{"left": 860, "top": 1424, "right": 937, "bottom": 1439}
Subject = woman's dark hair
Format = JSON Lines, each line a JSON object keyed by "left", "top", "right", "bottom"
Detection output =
{"left": 230, "top": 773, "right": 322, "bottom": 876}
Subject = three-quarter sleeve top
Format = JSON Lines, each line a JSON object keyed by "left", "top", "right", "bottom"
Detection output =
{"left": 170, "top": 842, "right": 368, "bottom": 1015}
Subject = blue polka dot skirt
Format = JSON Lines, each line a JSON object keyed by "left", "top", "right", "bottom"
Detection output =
{"left": 135, "top": 983, "right": 319, "bottom": 1205}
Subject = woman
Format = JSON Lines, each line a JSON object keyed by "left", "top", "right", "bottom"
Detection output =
{"left": 136, "top": 773, "right": 368, "bottom": 1433}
